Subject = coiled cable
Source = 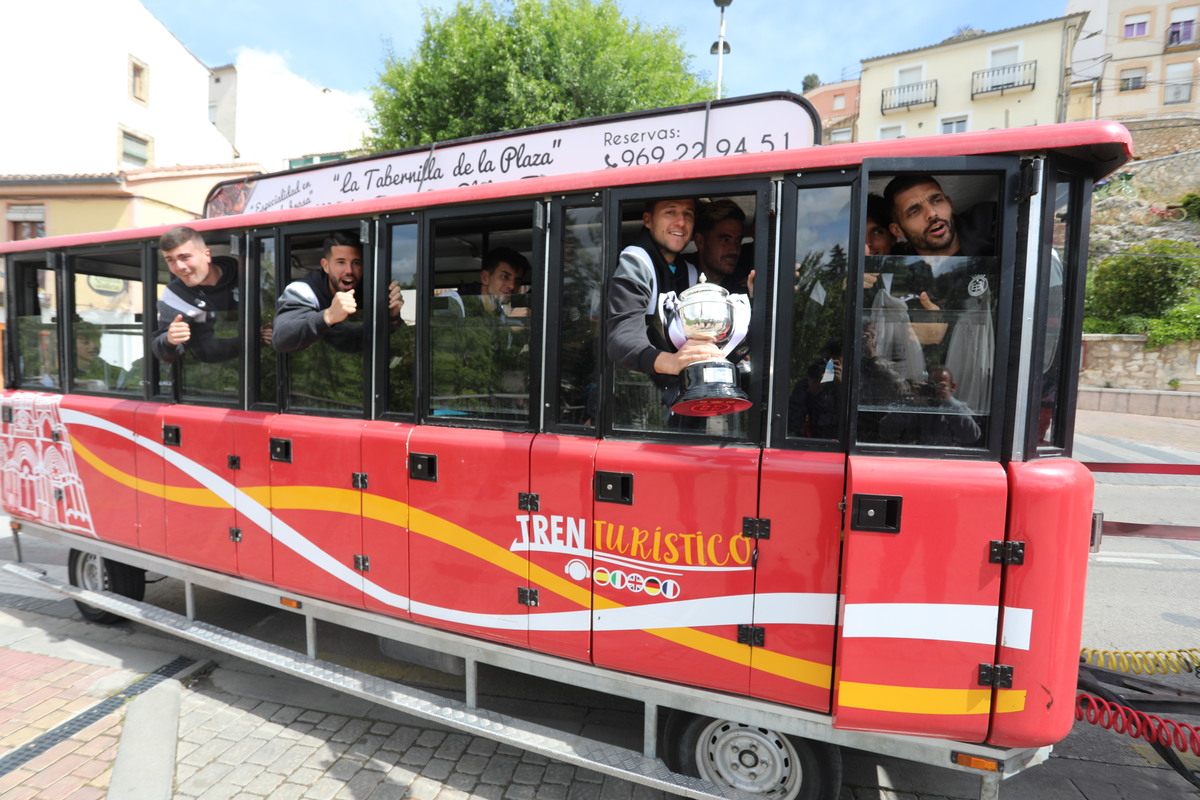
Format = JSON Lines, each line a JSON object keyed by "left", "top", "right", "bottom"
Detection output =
{"left": 1080, "top": 647, "right": 1200, "bottom": 677}
{"left": 1076, "top": 692, "right": 1200, "bottom": 756}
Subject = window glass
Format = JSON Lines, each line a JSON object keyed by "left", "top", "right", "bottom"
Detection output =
{"left": 386, "top": 222, "right": 417, "bottom": 415}
{"left": 154, "top": 233, "right": 241, "bottom": 405}
{"left": 1037, "top": 177, "right": 1073, "bottom": 450}
{"left": 427, "top": 215, "right": 533, "bottom": 423}
{"left": 14, "top": 261, "right": 59, "bottom": 390}
{"left": 1123, "top": 13, "right": 1149, "bottom": 37}
{"left": 1120, "top": 67, "right": 1147, "bottom": 91}
{"left": 256, "top": 236, "right": 278, "bottom": 406}
{"left": 785, "top": 185, "right": 851, "bottom": 440}
{"left": 276, "top": 230, "right": 366, "bottom": 413}
{"left": 857, "top": 173, "right": 1001, "bottom": 449}
{"left": 608, "top": 195, "right": 754, "bottom": 436}
{"left": 72, "top": 252, "right": 143, "bottom": 394}
{"left": 557, "top": 205, "right": 603, "bottom": 427}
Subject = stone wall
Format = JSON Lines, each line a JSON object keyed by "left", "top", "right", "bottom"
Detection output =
{"left": 1080, "top": 333, "right": 1200, "bottom": 391}
{"left": 1122, "top": 116, "right": 1200, "bottom": 161}
{"left": 1120, "top": 148, "right": 1200, "bottom": 201}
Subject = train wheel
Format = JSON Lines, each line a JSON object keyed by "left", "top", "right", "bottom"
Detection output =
{"left": 664, "top": 713, "right": 841, "bottom": 800}
{"left": 67, "top": 549, "right": 145, "bottom": 624}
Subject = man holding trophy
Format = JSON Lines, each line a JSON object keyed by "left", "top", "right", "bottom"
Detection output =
{"left": 605, "top": 197, "right": 752, "bottom": 423}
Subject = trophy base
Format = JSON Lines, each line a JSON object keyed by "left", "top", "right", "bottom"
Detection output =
{"left": 671, "top": 361, "right": 752, "bottom": 417}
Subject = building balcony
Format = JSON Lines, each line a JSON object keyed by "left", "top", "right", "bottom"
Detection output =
{"left": 971, "top": 61, "right": 1037, "bottom": 98}
{"left": 881, "top": 80, "right": 938, "bottom": 113}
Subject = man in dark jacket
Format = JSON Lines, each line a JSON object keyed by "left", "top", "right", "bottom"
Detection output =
{"left": 605, "top": 198, "right": 721, "bottom": 385}
{"left": 153, "top": 226, "right": 241, "bottom": 363}
{"left": 273, "top": 232, "right": 401, "bottom": 353}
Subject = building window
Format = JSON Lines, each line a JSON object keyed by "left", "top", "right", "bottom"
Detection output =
{"left": 941, "top": 116, "right": 968, "bottom": 134}
{"left": 832, "top": 94, "right": 846, "bottom": 111}
{"left": 1119, "top": 67, "right": 1147, "bottom": 92}
{"left": 129, "top": 57, "right": 148, "bottom": 103}
{"left": 1165, "top": 62, "right": 1194, "bottom": 103}
{"left": 1168, "top": 7, "right": 1197, "bottom": 45}
{"left": 121, "top": 131, "right": 149, "bottom": 168}
{"left": 1123, "top": 13, "right": 1149, "bottom": 38}
{"left": 7, "top": 204, "right": 45, "bottom": 240}
{"left": 829, "top": 127, "right": 852, "bottom": 143}
{"left": 879, "top": 124, "right": 904, "bottom": 140}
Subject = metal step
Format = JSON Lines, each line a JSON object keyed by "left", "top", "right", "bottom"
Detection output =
{"left": 2, "top": 562, "right": 758, "bottom": 800}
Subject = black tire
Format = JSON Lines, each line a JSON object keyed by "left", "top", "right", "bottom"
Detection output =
{"left": 663, "top": 712, "right": 841, "bottom": 800}
{"left": 66, "top": 549, "right": 146, "bottom": 624}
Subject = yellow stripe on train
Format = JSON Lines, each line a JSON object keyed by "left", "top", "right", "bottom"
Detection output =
{"left": 839, "top": 682, "right": 1027, "bottom": 715}
{"left": 70, "top": 435, "right": 833, "bottom": 689}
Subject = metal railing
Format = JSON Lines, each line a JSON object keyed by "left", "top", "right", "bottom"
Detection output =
{"left": 881, "top": 79, "right": 938, "bottom": 113}
{"left": 971, "top": 60, "right": 1037, "bottom": 97}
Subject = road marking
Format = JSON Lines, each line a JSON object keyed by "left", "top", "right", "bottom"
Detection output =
{"left": 1096, "top": 552, "right": 1200, "bottom": 560}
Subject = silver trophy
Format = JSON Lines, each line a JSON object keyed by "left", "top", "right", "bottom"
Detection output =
{"left": 660, "top": 277, "right": 751, "bottom": 416}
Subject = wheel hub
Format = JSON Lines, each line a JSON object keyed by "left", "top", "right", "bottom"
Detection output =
{"left": 696, "top": 720, "right": 801, "bottom": 798}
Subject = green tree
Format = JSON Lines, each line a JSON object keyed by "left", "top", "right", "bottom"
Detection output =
{"left": 367, "top": 0, "right": 711, "bottom": 150}
{"left": 1085, "top": 239, "right": 1200, "bottom": 322}
{"left": 802, "top": 73, "right": 820, "bottom": 92}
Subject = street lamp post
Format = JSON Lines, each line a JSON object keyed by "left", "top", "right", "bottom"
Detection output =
{"left": 711, "top": 0, "right": 732, "bottom": 99}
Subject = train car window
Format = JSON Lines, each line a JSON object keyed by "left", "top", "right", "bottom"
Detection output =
{"left": 555, "top": 204, "right": 603, "bottom": 428}
{"left": 1036, "top": 175, "right": 1076, "bottom": 450}
{"left": 426, "top": 213, "right": 534, "bottom": 425}
{"left": 385, "top": 221, "right": 417, "bottom": 416}
{"left": 608, "top": 194, "right": 756, "bottom": 437}
{"left": 153, "top": 230, "right": 241, "bottom": 406}
{"left": 784, "top": 184, "right": 852, "bottom": 442}
{"left": 254, "top": 235, "right": 278, "bottom": 407}
{"left": 12, "top": 259, "right": 59, "bottom": 390}
{"left": 70, "top": 251, "right": 143, "bottom": 395}
{"left": 856, "top": 172, "right": 1001, "bottom": 449}
{"left": 276, "top": 228, "right": 368, "bottom": 414}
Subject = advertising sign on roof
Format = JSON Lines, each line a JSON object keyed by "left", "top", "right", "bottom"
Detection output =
{"left": 205, "top": 93, "right": 820, "bottom": 217}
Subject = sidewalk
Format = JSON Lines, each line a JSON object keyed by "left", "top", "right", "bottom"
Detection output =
{"left": 1075, "top": 408, "right": 1200, "bottom": 454}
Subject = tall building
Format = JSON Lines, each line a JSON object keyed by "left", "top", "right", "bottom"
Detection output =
{"left": 0, "top": 0, "right": 254, "bottom": 241}
{"left": 857, "top": 14, "right": 1087, "bottom": 142}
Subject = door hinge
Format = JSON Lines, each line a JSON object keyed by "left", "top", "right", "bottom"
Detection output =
{"left": 227, "top": 455, "right": 241, "bottom": 470}
{"left": 1016, "top": 158, "right": 1042, "bottom": 202}
{"left": 353, "top": 554, "right": 370, "bottom": 572}
{"left": 742, "top": 517, "right": 771, "bottom": 539}
{"left": 518, "top": 492, "right": 540, "bottom": 512}
{"left": 352, "top": 472, "right": 369, "bottom": 489}
{"left": 229, "top": 527, "right": 242, "bottom": 543}
{"left": 978, "top": 663, "right": 1014, "bottom": 688}
{"left": 989, "top": 540, "right": 1026, "bottom": 565}
{"left": 737, "top": 625, "right": 765, "bottom": 648}
{"left": 518, "top": 586, "right": 540, "bottom": 607}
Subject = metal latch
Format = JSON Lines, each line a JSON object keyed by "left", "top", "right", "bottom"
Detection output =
{"left": 978, "top": 663, "right": 1014, "bottom": 688}
{"left": 989, "top": 540, "right": 1026, "bottom": 565}
{"left": 518, "top": 587, "right": 540, "bottom": 607}
{"left": 737, "top": 625, "right": 765, "bottom": 647}
{"left": 742, "top": 517, "right": 771, "bottom": 539}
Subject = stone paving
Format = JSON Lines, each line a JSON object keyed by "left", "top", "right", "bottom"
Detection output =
{"left": 0, "top": 647, "right": 126, "bottom": 799}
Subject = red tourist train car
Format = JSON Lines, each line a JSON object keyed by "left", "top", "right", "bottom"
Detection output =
{"left": 0, "top": 95, "right": 1129, "bottom": 799}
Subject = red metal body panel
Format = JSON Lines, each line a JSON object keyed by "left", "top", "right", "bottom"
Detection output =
{"left": 132, "top": 404, "right": 168, "bottom": 556}
{"left": 406, "top": 426, "right": 535, "bottom": 647}
{"left": 988, "top": 458, "right": 1094, "bottom": 747}
{"left": 590, "top": 441, "right": 760, "bottom": 696}
{"left": 0, "top": 393, "right": 141, "bottom": 549}
{"left": 527, "top": 434, "right": 598, "bottom": 662}
{"left": 160, "top": 406, "right": 239, "bottom": 574}
{"left": 360, "top": 421, "right": 414, "bottom": 620}
{"left": 266, "top": 415, "right": 365, "bottom": 607}
{"left": 751, "top": 450, "right": 844, "bottom": 712}
{"left": 226, "top": 412, "right": 275, "bottom": 585}
{"left": 835, "top": 457, "right": 1007, "bottom": 741}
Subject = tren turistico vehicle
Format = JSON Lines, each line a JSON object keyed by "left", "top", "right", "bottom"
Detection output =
{"left": 0, "top": 94, "right": 1130, "bottom": 799}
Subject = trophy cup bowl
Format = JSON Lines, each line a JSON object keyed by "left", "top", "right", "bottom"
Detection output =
{"left": 669, "top": 280, "right": 751, "bottom": 417}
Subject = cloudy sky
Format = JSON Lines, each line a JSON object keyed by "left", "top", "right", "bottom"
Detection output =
{"left": 142, "top": 0, "right": 1082, "bottom": 101}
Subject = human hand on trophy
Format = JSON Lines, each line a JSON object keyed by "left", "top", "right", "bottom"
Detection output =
{"left": 653, "top": 334, "right": 723, "bottom": 376}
